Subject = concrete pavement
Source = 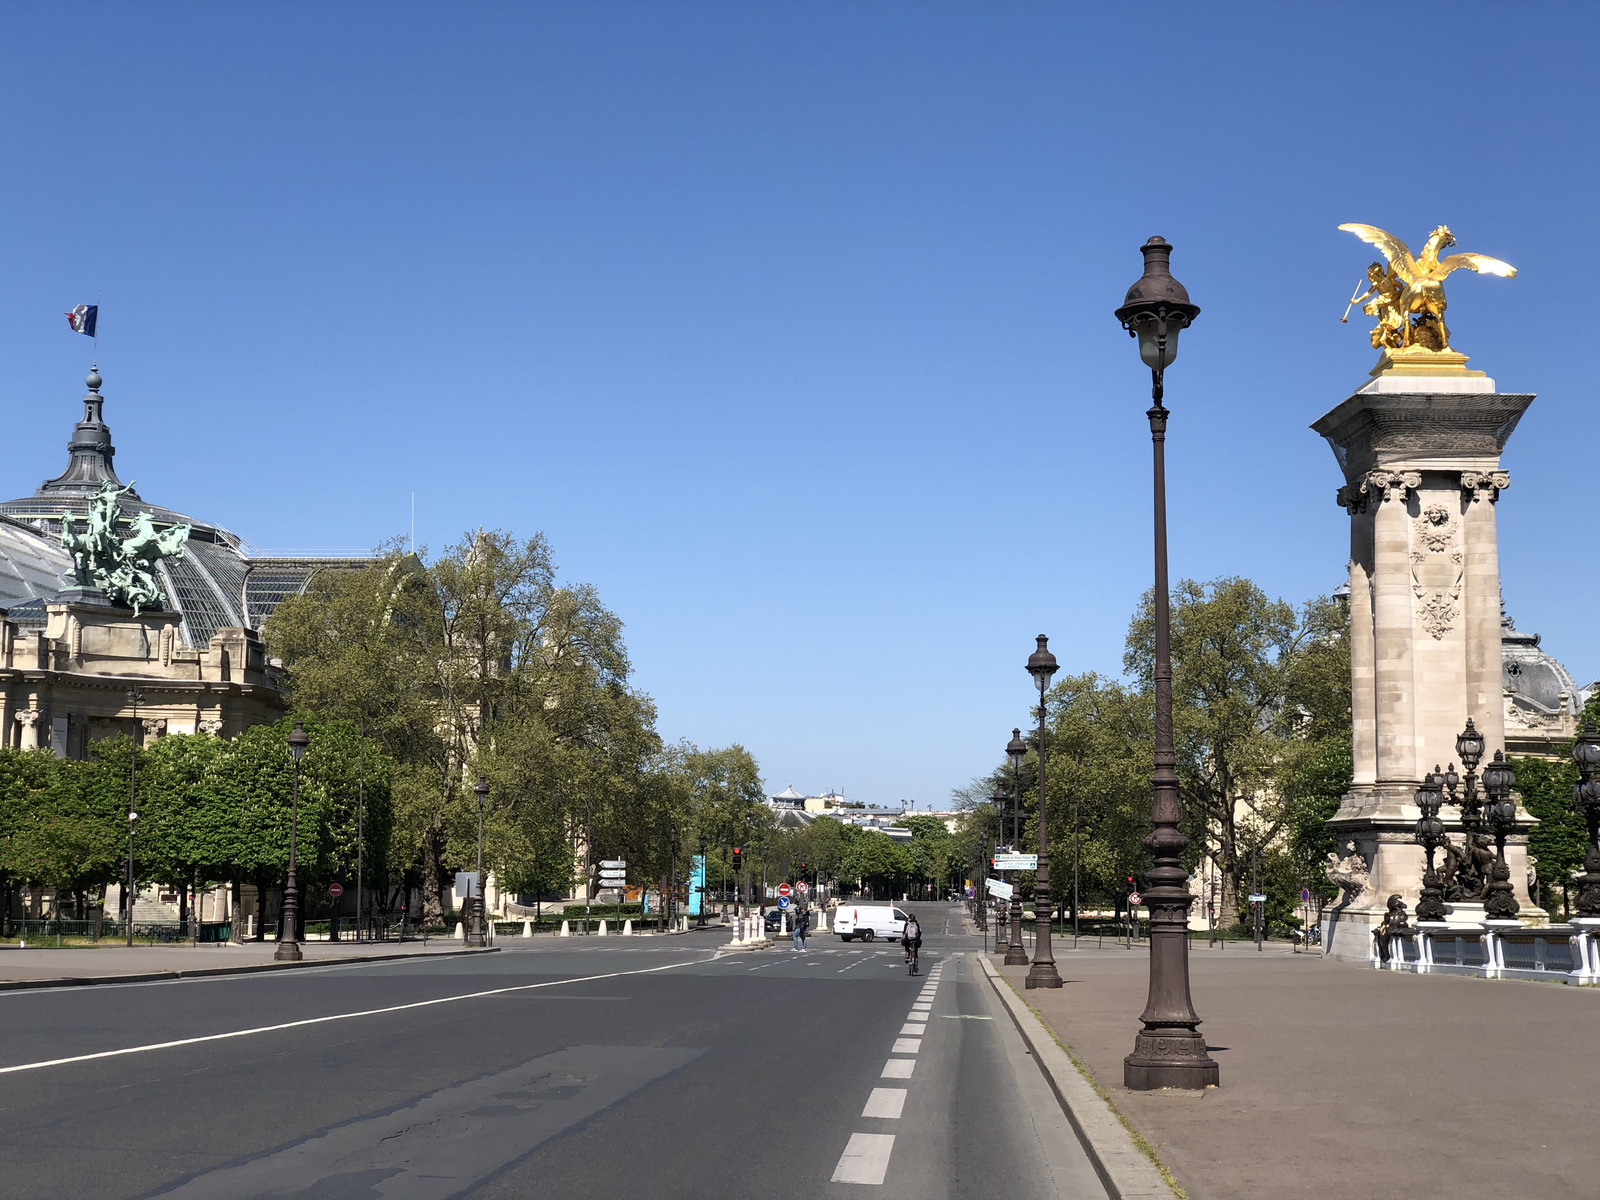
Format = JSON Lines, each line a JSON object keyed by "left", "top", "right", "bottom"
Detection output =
{"left": 992, "top": 942, "right": 1600, "bottom": 1200}
{"left": 0, "top": 904, "right": 1107, "bottom": 1199}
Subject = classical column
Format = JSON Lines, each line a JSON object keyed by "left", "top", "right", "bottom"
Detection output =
{"left": 1340, "top": 486, "right": 1378, "bottom": 786}
{"left": 1368, "top": 471, "right": 1420, "bottom": 785}
{"left": 1461, "top": 472, "right": 1510, "bottom": 751}
{"left": 14, "top": 709, "right": 41, "bottom": 751}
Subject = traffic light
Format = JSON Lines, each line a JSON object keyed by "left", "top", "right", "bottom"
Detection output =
{"left": 732, "top": 847, "right": 743, "bottom": 873}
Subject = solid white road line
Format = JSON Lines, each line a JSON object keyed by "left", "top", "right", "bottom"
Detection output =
{"left": 861, "top": 1087, "right": 907, "bottom": 1119}
{"left": 831, "top": 1132, "right": 896, "bottom": 1184}
{"left": 0, "top": 956, "right": 710, "bottom": 1077}
{"left": 881, "top": 1058, "right": 915, "bottom": 1079}
{"left": 890, "top": 1037, "right": 921, "bottom": 1054}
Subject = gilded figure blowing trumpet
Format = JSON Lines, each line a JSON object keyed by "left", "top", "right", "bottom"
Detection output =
{"left": 1337, "top": 223, "right": 1516, "bottom": 353}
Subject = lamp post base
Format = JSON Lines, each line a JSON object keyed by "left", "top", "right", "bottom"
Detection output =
{"left": 1024, "top": 961, "right": 1062, "bottom": 988}
{"left": 274, "top": 940, "right": 303, "bottom": 963}
{"left": 1124, "top": 1031, "right": 1218, "bottom": 1090}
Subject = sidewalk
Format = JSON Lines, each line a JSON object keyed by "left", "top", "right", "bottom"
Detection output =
{"left": 991, "top": 944, "right": 1600, "bottom": 1200}
{"left": 0, "top": 940, "right": 494, "bottom": 988}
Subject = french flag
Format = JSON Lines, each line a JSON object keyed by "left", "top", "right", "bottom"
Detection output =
{"left": 65, "top": 304, "right": 97, "bottom": 337}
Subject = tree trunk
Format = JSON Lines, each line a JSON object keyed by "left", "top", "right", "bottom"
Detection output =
{"left": 421, "top": 829, "right": 446, "bottom": 925}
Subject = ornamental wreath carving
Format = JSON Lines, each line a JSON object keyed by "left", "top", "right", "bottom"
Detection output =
{"left": 1410, "top": 504, "right": 1462, "bottom": 640}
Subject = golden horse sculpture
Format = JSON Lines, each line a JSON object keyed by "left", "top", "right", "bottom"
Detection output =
{"left": 1338, "top": 224, "right": 1515, "bottom": 352}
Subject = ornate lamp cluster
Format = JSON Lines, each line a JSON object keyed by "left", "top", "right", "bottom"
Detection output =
{"left": 1412, "top": 718, "right": 1520, "bottom": 922}
{"left": 1573, "top": 717, "right": 1600, "bottom": 917}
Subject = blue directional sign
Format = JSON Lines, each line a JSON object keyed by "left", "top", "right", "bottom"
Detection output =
{"left": 689, "top": 855, "right": 706, "bottom": 916}
{"left": 778, "top": 895, "right": 791, "bottom": 910}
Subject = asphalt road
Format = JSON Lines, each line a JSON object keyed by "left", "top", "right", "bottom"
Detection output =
{"left": 0, "top": 903, "right": 1105, "bottom": 1199}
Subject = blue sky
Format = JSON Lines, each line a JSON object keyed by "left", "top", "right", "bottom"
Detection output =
{"left": 2, "top": 5, "right": 1594, "bottom": 806}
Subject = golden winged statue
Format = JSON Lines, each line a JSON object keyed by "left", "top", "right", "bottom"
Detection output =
{"left": 1338, "top": 224, "right": 1515, "bottom": 352}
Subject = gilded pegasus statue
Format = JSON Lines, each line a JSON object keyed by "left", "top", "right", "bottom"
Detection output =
{"left": 1338, "top": 224, "right": 1515, "bottom": 352}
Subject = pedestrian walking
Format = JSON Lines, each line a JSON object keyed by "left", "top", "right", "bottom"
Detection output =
{"left": 793, "top": 906, "right": 810, "bottom": 951}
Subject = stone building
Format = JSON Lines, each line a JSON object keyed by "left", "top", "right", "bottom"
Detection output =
{"left": 0, "top": 369, "right": 373, "bottom": 757}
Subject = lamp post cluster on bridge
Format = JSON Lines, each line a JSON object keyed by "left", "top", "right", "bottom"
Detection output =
{"left": 1574, "top": 718, "right": 1600, "bottom": 917}
{"left": 1411, "top": 719, "right": 1521, "bottom": 922}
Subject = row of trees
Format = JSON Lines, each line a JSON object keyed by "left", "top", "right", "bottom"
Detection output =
{"left": 0, "top": 717, "right": 390, "bottom": 922}
{"left": 955, "top": 576, "right": 1353, "bottom": 932}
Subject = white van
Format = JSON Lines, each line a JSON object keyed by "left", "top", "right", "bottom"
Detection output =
{"left": 834, "top": 905, "right": 910, "bottom": 942}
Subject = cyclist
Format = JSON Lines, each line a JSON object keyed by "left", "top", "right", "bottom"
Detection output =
{"left": 902, "top": 913, "right": 922, "bottom": 975}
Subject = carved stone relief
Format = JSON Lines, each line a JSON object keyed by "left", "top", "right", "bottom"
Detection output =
{"left": 1410, "top": 504, "right": 1462, "bottom": 640}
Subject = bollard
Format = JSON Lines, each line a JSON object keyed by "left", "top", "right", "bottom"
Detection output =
{"left": 454, "top": 920, "right": 465, "bottom": 942}
{"left": 598, "top": 919, "right": 608, "bottom": 936}
{"left": 523, "top": 919, "right": 533, "bottom": 937}
{"left": 560, "top": 919, "right": 570, "bottom": 937}
{"left": 623, "top": 919, "right": 633, "bottom": 936}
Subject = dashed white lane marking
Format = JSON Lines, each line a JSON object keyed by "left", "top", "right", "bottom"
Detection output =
{"left": 831, "top": 1132, "right": 896, "bottom": 1184}
{"left": 0, "top": 956, "right": 712, "bottom": 1076}
{"left": 899, "top": 1023, "right": 927, "bottom": 1036}
{"left": 881, "top": 1058, "right": 915, "bottom": 1079}
{"left": 862, "top": 1087, "right": 907, "bottom": 1119}
{"left": 837, "top": 955, "right": 870, "bottom": 973}
{"left": 890, "top": 1037, "right": 922, "bottom": 1054}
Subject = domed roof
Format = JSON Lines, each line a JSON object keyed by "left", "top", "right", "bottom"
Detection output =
{"left": 1, "top": 371, "right": 372, "bottom": 649}
{"left": 1502, "top": 606, "right": 1590, "bottom": 720}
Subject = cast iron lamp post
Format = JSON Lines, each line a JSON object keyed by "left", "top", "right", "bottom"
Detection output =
{"left": 124, "top": 687, "right": 145, "bottom": 946}
{"left": 1005, "top": 728, "right": 1030, "bottom": 965}
{"left": 1413, "top": 769, "right": 1449, "bottom": 921}
{"left": 275, "top": 721, "right": 310, "bottom": 962}
{"left": 697, "top": 834, "right": 708, "bottom": 927}
{"left": 1571, "top": 718, "right": 1600, "bottom": 916}
{"left": 468, "top": 779, "right": 489, "bottom": 947}
{"left": 1024, "top": 635, "right": 1061, "bottom": 989}
{"left": 1481, "top": 751, "right": 1520, "bottom": 920}
{"left": 1116, "top": 236, "right": 1217, "bottom": 1089}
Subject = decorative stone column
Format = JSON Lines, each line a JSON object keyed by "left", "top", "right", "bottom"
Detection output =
{"left": 14, "top": 708, "right": 41, "bottom": 751}
{"left": 1312, "top": 364, "right": 1540, "bottom": 961}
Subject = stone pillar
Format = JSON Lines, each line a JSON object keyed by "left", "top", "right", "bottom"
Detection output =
{"left": 1312, "top": 368, "right": 1536, "bottom": 960}
{"left": 14, "top": 709, "right": 41, "bottom": 751}
{"left": 1461, "top": 472, "right": 1509, "bottom": 748}
{"left": 1368, "top": 470, "right": 1420, "bottom": 786}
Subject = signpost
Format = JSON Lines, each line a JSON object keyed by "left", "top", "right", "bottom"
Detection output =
{"left": 985, "top": 877, "right": 1014, "bottom": 900}
{"left": 329, "top": 882, "right": 343, "bottom": 899}
{"left": 778, "top": 883, "right": 791, "bottom": 898}
{"left": 778, "top": 895, "right": 791, "bottom": 910}
{"left": 1128, "top": 891, "right": 1142, "bottom": 907}
{"left": 796, "top": 880, "right": 809, "bottom": 895}
{"left": 993, "top": 853, "right": 1038, "bottom": 871}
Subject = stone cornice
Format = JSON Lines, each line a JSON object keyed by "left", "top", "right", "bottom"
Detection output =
{"left": 1311, "top": 391, "right": 1535, "bottom": 482}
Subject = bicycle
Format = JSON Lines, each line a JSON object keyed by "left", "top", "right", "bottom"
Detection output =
{"left": 905, "top": 940, "right": 919, "bottom": 975}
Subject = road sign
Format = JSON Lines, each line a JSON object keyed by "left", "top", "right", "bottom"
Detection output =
{"left": 599, "top": 873, "right": 627, "bottom": 883}
{"left": 1128, "top": 891, "right": 1142, "bottom": 906}
{"left": 778, "top": 895, "right": 791, "bottom": 910}
{"left": 993, "top": 853, "right": 1038, "bottom": 871}
{"left": 1248, "top": 893, "right": 1267, "bottom": 903}
{"left": 329, "top": 882, "right": 344, "bottom": 899}
{"left": 797, "top": 880, "right": 809, "bottom": 894}
{"left": 600, "top": 860, "right": 626, "bottom": 869}
{"left": 1300, "top": 888, "right": 1311, "bottom": 903}
{"left": 778, "top": 883, "right": 791, "bottom": 897}
{"left": 985, "top": 877, "right": 1014, "bottom": 900}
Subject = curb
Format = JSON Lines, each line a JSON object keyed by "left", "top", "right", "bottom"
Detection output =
{"left": 979, "top": 955, "right": 1177, "bottom": 1200}
{"left": 0, "top": 946, "right": 500, "bottom": 993}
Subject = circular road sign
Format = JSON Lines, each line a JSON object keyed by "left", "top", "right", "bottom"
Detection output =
{"left": 778, "top": 895, "right": 791, "bottom": 910}
{"left": 797, "top": 880, "right": 809, "bottom": 894}
{"left": 1128, "top": 891, "right": 1142, "bottom": 906}
{"left": 1300, "top": 888, "right": 1311, "bottom": 903}
{"left": 778, "top": 883, "right": 792, "bottom": 898}
{"left": 329, "top": 883, "right": 344, "bottom": 899}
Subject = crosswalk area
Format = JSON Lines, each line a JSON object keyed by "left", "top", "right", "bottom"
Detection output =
{"left": 830, "top": 954, "right": 950, "bottom": 1186}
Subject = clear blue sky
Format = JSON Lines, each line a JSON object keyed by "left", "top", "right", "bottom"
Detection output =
{"left": 2, "top": 5, "right": 1594, "bottom": 806}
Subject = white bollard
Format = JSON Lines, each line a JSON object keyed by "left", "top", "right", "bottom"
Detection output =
{"left": 681, "top": 914, "right": 689, "bottom": 933}
{"left": 560, "top": 919, "right": 570, "bottom": 937}
{"left": 623, "top": 919, "right": 633, "bottom": 936}
{"left": 817, "top": 909, "right": 829, "bottom": 933}
{"left": 454, "top": 920, "right": 465, "bottom": 941}
{"left": 523, "top": 920, "right": 533, "bottom": 937}
{"left": 782, "top": 911, "right": 791, "bottom": 936}
{"left": 598, "top": 919, "right": 608, "bottom": 936}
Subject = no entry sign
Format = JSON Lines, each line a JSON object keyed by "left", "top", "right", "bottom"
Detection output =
{"left": 329, "top": 883, "right": 344, "bottom": 899}
{"left": 778, "top": 883, "right": 792, "bottom": 897}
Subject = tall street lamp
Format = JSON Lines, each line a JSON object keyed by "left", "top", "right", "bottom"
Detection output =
{"left": 468, "top": 778, "right": 489, "bottom": 946}
{"left": 1115, "top": 236, "right": 1218, "bottom": 1089}
{"left": 989, "top": 786, "right": 1009, "bottom": 947}
{"left": 1572, "top": 718, "right": 1600, "bottom": 916}
{"left": 125, "top": 688, "right": 145, "bottom": 946}
{"left": 1481, "top": 752, "right": 1520, "bottom": 920}
{"left": 275, "top": 721, "right": 310, "bottom": 962}
{"left": 1025, "top": 635, "right": 1061, "bottom": 989}
{"left": 1005, "top": 728, "right": 1030, "bottom": 965}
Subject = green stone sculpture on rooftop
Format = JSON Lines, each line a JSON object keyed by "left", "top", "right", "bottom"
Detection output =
{"left": 60, "top": 481, "right": 191, "bottom": 615}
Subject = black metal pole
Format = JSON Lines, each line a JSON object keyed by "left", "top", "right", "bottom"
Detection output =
{"left": 276, "top": 745, "right": 304, "bottom": 962}
{"left": 125, "top": 688, "right": 143, "bottom": 946}
{"left": 1006, "top": 732, "right": 1028, "bottom": 965}
{"left": 1025, "top": 637, "right": 1061, "bottom": 989}
{"left": 356, "top": 725, "right": 365, "bottom": 942}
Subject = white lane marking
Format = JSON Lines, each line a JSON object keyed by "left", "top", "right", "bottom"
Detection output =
{"left": 837, "top": 956, "right": 870, "bottom": 973}
{"left": 0, "top": 956, "right": 712, "bottom": 1077}
{"left": 831, "top": 1132, "right": 895, "bottom": 1184}
{"left": 881, "top": 1058, "right": 915, "bottom": 1078}
{"left": 937, "top": 1014, "right": 994, "bottom": 1020}
{"left": 890, "top": 1037, "right": 921, "bottom": 1054}
{"left": 862, "top": 1087, "right": 907, "bottom": 1119}
{"left": 899, "top": 1023, "right": 927, "bottom": 1036}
